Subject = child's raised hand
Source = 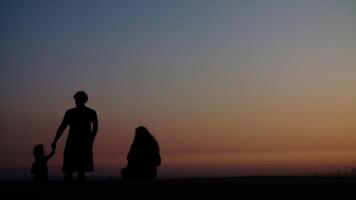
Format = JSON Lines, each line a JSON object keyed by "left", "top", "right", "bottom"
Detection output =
{"left": 45, "top": 145, "right": 56, "bottom": 160}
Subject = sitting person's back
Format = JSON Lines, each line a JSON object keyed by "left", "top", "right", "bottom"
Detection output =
{"left": 122, "top": 126, "right": 161, "bottom": 180}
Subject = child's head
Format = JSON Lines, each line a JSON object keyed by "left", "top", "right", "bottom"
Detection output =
{"left": 33, "top": 144, "right": 44, "bottom": 159}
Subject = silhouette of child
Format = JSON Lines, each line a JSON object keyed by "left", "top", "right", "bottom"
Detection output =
{"left": 31, "top": 144, "right": 55, "bottom": 181}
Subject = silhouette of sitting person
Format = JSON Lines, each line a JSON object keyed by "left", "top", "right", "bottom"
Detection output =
{"left": 121, "top": 126, "right": 161, "bottom": 180}
{"left": 51, "top": 91, "right": 98, "bottom": 181}
{"left": 31, "top": 144, "right": 55, "bottom": 182}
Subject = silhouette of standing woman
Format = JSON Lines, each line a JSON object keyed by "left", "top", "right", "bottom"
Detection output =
{"left": 51, "top": 91, "right": 98, "bottom": 181}
{"left": 122, "top": 126, "right": 161, "bottom": 180}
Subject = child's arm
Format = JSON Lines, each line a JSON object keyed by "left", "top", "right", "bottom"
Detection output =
{"left": 45, "top": 146, "right": 56, "bottom": 160}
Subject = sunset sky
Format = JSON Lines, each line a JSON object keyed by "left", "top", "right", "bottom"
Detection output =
{"left": 1, "top": 0, "right": 356, "bottom": 178}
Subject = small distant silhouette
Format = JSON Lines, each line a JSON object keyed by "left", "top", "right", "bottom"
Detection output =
{"left": 51, "top": 91, "right": 98, "bottom": 181}
{"left": 121, "top": 126, "right": 161, "bottom": 180}
{"left": 31, "top": 144, "right": 55, "bottom": 182}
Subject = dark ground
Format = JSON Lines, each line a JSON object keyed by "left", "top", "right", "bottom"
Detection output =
{"left": 2, "top": 176, "right": 356, "bottom": 200}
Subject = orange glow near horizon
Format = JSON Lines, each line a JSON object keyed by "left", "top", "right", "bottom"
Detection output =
{"left": 1, "top": 1, "right": 356, "bottom": 177}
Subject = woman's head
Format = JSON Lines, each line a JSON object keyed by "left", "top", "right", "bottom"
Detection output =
{"left": 135, "top": 126, "right": 149, "bottom": 135}
{"left": 134, "top": 126, "right": 155, "bottom": 144}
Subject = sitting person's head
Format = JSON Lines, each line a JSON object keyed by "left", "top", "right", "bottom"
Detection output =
{"left": 135, "top": 126, "right": 153, "bottom": 143}
{"left": 33, "top": 144, "right": 44, "bottom": 159}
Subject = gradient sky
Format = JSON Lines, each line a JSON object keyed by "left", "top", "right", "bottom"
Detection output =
{"left": 1, "top": 0, "right": 356, "bottom": 178}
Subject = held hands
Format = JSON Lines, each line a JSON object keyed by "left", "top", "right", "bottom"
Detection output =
{"left": 51, "top": 141, "right": 57, "bottom": 150}
{"left": 47, "top": 141, "right": 57, "bottom": 158}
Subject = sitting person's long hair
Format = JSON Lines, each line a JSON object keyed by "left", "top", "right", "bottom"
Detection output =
{"left": 122, "top": 126, "right": 161, "bottom": 180}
